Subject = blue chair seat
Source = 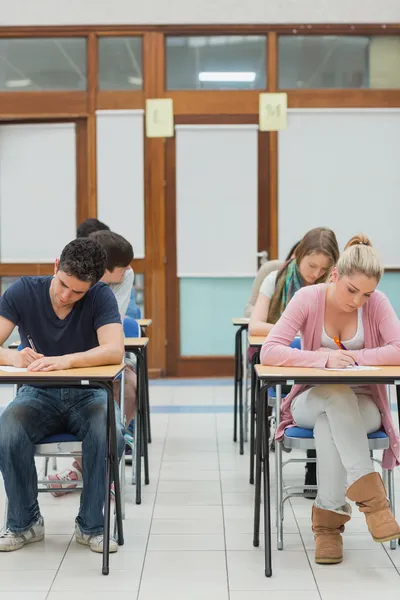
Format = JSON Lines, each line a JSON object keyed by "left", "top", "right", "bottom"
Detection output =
{"left": 285, "top": 426, "right": 388, "bottom": 440}
{"left": 38, "top": 433, "right": 79, "bottom": 444}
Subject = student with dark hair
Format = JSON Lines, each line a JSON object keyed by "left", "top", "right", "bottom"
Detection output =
{"left": 0, "top": 238, "right": 125, "bottom": 553}
{"left": 76, "top": 218, "right": 110, "bottom": 238}
{"left": 45, "top": 230, "right": 137, "bottom": 496}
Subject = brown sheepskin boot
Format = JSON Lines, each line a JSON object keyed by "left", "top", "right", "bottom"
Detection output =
{"left": 347, "top": 472, "right": 400, "bottom": 543}
{"left": 312, "top": 505, "right": 351, "bottom": 564}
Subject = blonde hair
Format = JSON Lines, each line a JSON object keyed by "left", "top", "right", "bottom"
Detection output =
{"left": 337, "top": 234, "right": 383, "bottom": 283}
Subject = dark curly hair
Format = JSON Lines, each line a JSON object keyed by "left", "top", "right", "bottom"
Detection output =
{"left": 59, "top": 238, "right": 107, "bottom": 285}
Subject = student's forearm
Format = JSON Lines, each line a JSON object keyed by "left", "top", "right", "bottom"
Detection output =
{"left": 0, "top": 347, "right": 18, "bottom": 366}
{"left": 67, "top": 345, "right": 124, "bottom": 369}
{"left": 249, "top": 321, "right": 274, "bottom": 336}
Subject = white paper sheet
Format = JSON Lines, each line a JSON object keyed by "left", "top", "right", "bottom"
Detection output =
{"left": 325, "top": 366, "right": 381, "bottom": 371}
{"left": 0, "top": 366, "right": 27, "bottom": 372}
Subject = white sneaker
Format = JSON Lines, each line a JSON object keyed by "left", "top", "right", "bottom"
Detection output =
{"left": 0, "top": 516, "right": 44, "bottom": 552}
{"left": 75, "top": 523, "right": 118, "bottom": 554}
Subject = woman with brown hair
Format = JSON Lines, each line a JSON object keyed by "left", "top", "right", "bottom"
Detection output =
{"left": 262, "top": 234, "right": 400, "bottom": 564}
{"left": 249, "top": 226, "right": 340, "bottom": 495}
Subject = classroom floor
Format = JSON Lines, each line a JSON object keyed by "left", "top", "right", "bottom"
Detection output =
{"left": 0, "top": 379, "right": 400, "bottom": 598}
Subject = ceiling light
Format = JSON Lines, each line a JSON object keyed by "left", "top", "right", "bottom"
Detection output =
{"left": 5, "top": 78, "right": 32, "bottom": 88}
{"left": 198, "top": 71, "right": 256, "bottom": 82}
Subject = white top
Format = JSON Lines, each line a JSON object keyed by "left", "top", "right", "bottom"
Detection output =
{"left": 321, "top": 309, "right": 370, "bottom": 395}
{"left": 321, "top": 309, "right": 364, "bottom": 351}
{"left": 109, "top": 267, "right": 134, "bottom": 320}
{"left": 259, "top": 270, "right": 278, "bottom": 299}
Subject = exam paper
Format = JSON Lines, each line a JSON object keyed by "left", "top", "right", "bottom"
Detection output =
{"left": 0, "top": 366, "right": 27, "bottom": 372}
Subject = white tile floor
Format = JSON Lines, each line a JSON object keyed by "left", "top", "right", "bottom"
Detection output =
{"left": 0, "top": 379, "right": 400, "bottom": 598}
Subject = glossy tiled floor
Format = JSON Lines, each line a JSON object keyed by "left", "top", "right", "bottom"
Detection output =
{"left": 0, "top": 379, "right": 399, "bottom": 598}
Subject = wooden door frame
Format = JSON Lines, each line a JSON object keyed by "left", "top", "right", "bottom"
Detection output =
{"left": 165, "top": 114, "right": 269, "bottom": 377}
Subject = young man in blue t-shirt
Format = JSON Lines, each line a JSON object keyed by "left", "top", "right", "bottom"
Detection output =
{"left": 0, "top": 238, "right": 125, "bottom": 553}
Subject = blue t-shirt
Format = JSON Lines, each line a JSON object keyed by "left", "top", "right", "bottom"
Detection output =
{"left": 0, "top": 276, "right": 121, "bottom": 356}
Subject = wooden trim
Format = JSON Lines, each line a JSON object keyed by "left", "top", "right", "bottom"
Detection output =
{"left": 267, "top": 32, "right": 278, "bottom": 259}
{"left": 165, "top": 136, "right": 179, "bottom": 376}
{"left": 0, "top": 264, "right": 54, "bottom": 276}
{"left": 0, "top": 92, "right": 88, "bottom": 118}
{"left": 170, "top": 91, "right": 262, "bottom": 116}
{"left": 87, "top": 33, "right": 98, "bottom": 219}
{"left": 96, "top": 91, "right": 145, "bottom": 110}
{"left": 176, "top": 356, "right": 234, "bottom": 378}
{"left": 75, "top": 118, "right": 89, "bottom": 226}
{"left": 143, "top": 32, "right": 167, "bottom": 375}
{"left": 1, "top": 24, "right": 400, "bottom": 36}
{"left": 286, "top": 89, "right": 400, "bottom": 108}
{"left": 132, "top": 258, "right": 146, "bottom": 273}
{"left": 174, "top": 114, "right": 258, "bottom": 125}
{"left": 148, "top": 367, "right": 162, "bottom": 379}
{"left": 258, "top": 131, "right": 270, "bottom": 257}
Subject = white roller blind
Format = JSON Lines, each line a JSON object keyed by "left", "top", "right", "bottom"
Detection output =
{"left": 278, "top": 109, "right": 400, "bottom": 266}
{"left": 96, "top": 110, "right": 145, "bottom": 258}
{"left": 176, "top": 125, "right": 258, "bottom": 277}
{"left": 0, "top": 123, "right": 76, "bottom": 262}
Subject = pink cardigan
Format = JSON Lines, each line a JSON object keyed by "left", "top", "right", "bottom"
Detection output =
{"left": 260, "top": 284, "right": 400, "bottom": 469}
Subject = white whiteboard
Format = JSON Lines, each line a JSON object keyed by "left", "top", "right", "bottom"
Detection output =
{"left": 0, "top": 123, "right": 76, "bottom": 262}
{"left": 278, "top": 109, "right": 400, "bottom": 266}
{"left": 176, "top": 125, "right": 258, "bottom": 277}
{"left": 96, "top": 110, "right": 145, "bottom": 258}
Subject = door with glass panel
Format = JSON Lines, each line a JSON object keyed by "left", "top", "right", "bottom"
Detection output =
{"left": 165, "top": 121, "right": 269, "bottom": 377}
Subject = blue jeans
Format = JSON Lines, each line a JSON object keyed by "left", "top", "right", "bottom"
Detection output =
{"left": 0, "top": 385, "right": 124, "bottom": 535}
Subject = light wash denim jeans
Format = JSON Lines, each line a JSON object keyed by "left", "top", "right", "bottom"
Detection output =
{"left": 0, "top": 385, "right": 124, "bottom": 535}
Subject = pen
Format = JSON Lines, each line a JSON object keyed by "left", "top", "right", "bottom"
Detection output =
{"left": 333, "top": 336, "right": 359, "bottom": 366}
{"left": 27, "top": 335, "right": 37, "bottom": 353}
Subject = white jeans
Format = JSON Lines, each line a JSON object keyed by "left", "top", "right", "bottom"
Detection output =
{"left": 291, "top": 384, "right": 382, "bottom": 512}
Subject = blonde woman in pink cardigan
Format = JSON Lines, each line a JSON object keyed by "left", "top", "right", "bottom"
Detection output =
{"left": 261, "top": 234, "right": 400, "bottom": 565}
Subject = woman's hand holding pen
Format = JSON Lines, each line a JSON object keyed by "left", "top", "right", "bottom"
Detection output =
{"left": 326, "top": 350, "right": 356, "bottom": 369}
{"left": 12, "top": 347, "right": 43, "bottom": 368}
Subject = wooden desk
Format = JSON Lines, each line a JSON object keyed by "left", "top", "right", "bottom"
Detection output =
{"left": 232, "top": 318, "right": 250, "bottom": 454}
{"left": 248, "top": 336, "right": 265, "bottom": 347}
{"left": 137, "top": 319, "right": 152, "bottom": 329}
{"left": 232, "top": 317, "right": 250, "bottom": 327}
{"left": 253, "top": 364, "right": 400, "bottom": 579}
{"left": 124, "top": 337, "right": 150, "bottom": 503}
{"left": 0, "top": 364, "right": 125, "bottom": 576}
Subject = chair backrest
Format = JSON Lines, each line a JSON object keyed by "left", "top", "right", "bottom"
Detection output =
{"left": 290, "top": 337, "right": 301, "bottom": 350}
{"left": 123, "top": 316, "right": 140, "bottom": 338}
{"left": 126, "top": 288, "right": 142, "bottom": 320}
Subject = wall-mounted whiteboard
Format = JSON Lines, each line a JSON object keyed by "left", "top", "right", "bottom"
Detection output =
{"left": 0, "top": 122, "right": 76, "bottom": 262}
{"left": 176, "top": 125, "right": 258, "bottom": 277}
{"left": 278, "top": 109, "right": 400, "bottom": 266}
{"left": 96, "top": 110, "right": 145, "bottom": 258}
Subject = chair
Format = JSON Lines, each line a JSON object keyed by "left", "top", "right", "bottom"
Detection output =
{"left": 274, "top": 385, "right": 397, "bottom": 552}
{"left": 126, "top": 289, "right": 142, "bottom": 321}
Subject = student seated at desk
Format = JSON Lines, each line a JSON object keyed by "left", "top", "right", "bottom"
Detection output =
{"left": 250, "top": 227, "right": 340, "bottom": 496}
{"left": 244, "top": 241, "right": 299, "bottom": 318}
{"left": 77, "top": 219, "right": 137, "bottom": 444}
{"left": 45, "top": 229, "right": 136, "bottom": 495}
{"left": 0, "top": 238, "right": 125, "bottom": 553}
{"left": 261, "top": 234, "right": 400, "bottom": 565}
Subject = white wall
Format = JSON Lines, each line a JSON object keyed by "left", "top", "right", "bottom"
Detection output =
{"left": 1, "top": 0, "right": 400, "bottom": 26}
